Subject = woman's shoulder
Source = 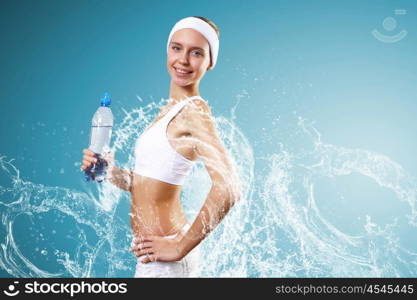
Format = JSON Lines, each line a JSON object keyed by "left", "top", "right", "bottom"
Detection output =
{"left": 183, "top": 98, "right": 216, "bottom": 135}
{"left": 188, "top": 97, "right": 212, "bottom": 115}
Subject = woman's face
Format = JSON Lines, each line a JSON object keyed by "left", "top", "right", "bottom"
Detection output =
{"left": 167, "top": 28, "right": 212, "bottom": 87}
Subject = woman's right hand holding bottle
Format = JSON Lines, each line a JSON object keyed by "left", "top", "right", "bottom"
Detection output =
{"left": 81, "top": 148, "right": 98, "bottom": 171}
{"left": 81, "top": 149, "right": 115, "bottom": 170}
{"left": 81, "top": 148, "right": 118, "bottom": 183}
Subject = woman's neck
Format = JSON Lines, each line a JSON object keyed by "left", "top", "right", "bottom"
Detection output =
{"left": 168, "top": 82, "right": 200, "bottom": 105}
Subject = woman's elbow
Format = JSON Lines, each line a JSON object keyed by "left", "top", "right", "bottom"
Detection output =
{"left": 228, "top": 183, "right": 242, "bottom": 207}
{"left": 232, "top": 189, "right": 241, "bottom": 206}
{"left": 212, "top": 174, "right": 242, "bottom": 206}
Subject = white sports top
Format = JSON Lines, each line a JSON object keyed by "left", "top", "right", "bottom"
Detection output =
{"left": 134, "top": 96, "right": 203, "bottom": 185}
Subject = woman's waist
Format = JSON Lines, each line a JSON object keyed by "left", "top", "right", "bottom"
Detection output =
{"left": 130, "top": 203, "right": 189, "bottom": 236}
{"left": 131, "top": 218, "right": 190, "bottom": 239}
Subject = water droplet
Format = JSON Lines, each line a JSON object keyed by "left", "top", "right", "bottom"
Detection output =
{"left": 41, "top": 250, "right": 47, "bottom": 255}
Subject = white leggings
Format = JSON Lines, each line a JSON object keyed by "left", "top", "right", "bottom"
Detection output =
{"left": 133, "top": 223, "right": 200, "bottom": 278}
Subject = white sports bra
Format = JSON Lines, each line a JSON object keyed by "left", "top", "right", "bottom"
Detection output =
{"left": 134, "top": 96, "right": 203, "bottom": 185}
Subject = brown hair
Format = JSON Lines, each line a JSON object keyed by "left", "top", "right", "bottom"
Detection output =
{"left": 192, "top": 16, "right": 220, "bottom": 67}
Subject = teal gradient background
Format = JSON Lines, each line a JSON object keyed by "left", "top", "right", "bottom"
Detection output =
{"left": 1, "top": 0, "right": 416, "bottom": 277}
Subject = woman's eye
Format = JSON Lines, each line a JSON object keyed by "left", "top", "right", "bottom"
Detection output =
{"left": 171, "top": 46, "right": 202, "bottom": 56}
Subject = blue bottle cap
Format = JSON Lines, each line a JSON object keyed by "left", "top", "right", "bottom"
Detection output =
{"left": 100, "top": 92, "right": 111, "bottom": 107}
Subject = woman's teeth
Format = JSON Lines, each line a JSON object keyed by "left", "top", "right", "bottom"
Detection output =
{"left": 175, "top": 68, "right": 191, "bottom": 74}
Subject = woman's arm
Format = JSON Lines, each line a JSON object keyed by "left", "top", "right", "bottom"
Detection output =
{"left": 82, "top": 149, "right": 132, "bottom": 192}
{"left": 107, "top": 165, "right": 133, "bottom": 193}
{"left": 177, "top": 100, "right": 242, "bottom": 258}
{"left": 101, "top": 151, "right": 133, "bottom": 192}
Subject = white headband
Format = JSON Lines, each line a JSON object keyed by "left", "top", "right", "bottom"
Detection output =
{"left": 167, "top": 17, "right": 219, "bottom": 69}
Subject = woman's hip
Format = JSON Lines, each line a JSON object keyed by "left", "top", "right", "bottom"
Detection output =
{"left": 131, "top": 223, "right": 200, "bottom": 277}
{"left": 134, "top": 246, "right": 200, "bottom": 278}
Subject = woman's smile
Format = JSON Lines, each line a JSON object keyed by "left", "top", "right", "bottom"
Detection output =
{"left": 174, "top": 67, "right": 193, "bottom": 76}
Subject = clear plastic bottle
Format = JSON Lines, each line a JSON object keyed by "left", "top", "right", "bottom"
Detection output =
{"left": 84, "top": 92, "right": 114, "bottom": 182}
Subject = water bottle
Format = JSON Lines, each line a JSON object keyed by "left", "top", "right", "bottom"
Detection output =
{"left": 84, "top": 92, "right": 114, "bottom": 182}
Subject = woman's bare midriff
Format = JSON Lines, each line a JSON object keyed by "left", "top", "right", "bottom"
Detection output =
{"left": 130, "top": 173, "right": 189, "bottom": 239}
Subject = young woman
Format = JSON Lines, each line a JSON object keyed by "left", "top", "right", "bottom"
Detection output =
{"left": 81, "top": 16, "right": 241, "bottom": 277}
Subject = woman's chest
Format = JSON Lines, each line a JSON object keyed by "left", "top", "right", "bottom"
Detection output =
{"left": 137, "top": 110, "right": 196, "bottom": 161}
{"left": 166, "top": 116, "right": 196, "bottom": 160}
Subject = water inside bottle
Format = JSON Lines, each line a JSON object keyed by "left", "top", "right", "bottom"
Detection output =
{"left": 88, "top": 126, "right": 112, "bottom": 155}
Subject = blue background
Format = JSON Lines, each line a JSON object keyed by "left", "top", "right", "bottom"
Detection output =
{"left": 1, "top": 0, "right": 416, "bottom": 277}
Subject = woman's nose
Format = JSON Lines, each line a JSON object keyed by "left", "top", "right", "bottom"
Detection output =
{"left": 179, "top": 53, "right": 189, "bottom": 64}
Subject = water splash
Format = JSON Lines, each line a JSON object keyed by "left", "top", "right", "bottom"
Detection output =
{"left": 247, "top": 116, "right": 416, "bottom": 277}
{"left": 1, "top": 99, "right": 416, "bottom": 277}
{"left": 0, "top": 97, "right": 254, "bottom": 277}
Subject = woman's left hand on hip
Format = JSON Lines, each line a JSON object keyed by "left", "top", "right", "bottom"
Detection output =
{"left": 130, "top": 235, "right": 183, "bottom": 263}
